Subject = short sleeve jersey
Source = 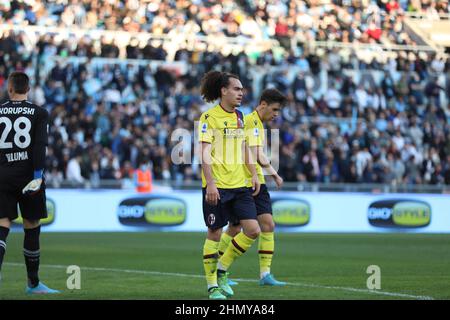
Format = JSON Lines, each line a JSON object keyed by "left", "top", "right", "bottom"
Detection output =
{"left": 198, "top": 104, "right": 247, "bottom": 189}
{"left": 244, "top": 110, "right": 265, "bottom": 186}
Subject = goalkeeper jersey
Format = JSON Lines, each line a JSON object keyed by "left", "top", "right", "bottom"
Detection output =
{"left": 0, "top": 100, "right": 49, "bottom": 191}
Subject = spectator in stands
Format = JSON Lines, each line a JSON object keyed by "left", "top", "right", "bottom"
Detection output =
{"left": 66, "top": 154, "right": 85, "bottom": 184}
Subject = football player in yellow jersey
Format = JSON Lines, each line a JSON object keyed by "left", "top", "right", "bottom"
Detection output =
{"left": 217, "top": 88, "right": 288, "bottom": 286}
{"left": 198, "top": 71, "right": 261, "bottom": 300}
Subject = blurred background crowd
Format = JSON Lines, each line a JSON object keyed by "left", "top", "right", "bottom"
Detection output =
{"left": 1, "top": 0, "right": 449, "bottom": 45}
{"left": 1, "top": 0, "right": 450, "bottom": 187}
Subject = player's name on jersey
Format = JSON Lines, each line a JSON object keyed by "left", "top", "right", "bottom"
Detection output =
{"left": 5, "top": 151, "right": 29, "bottom": 162}
{"left": 0, "top": 106, "right": 35, "bottom": 115}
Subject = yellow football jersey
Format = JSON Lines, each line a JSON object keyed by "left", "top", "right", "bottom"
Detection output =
{"left": 244, "top": 110, "right": 265, "bottom": 186}
{"left": 198, "top": 104, "right": 247, "bottom": 189}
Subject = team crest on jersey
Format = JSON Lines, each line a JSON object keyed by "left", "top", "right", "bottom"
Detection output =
{"left": 201, "top": 123, "right": 208, "bottom": 133}
{"left": 208, "top": 214, "right": 216, "bottom": 226}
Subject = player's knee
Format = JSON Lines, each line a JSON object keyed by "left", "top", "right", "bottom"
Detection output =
{"left": 227, "top": 224, "right": 241, "bottom": 237}
{"left": 207, "top": 228, "right": 222, "bottom": 242}
{"left": 23, "top": 219, "right": 40, "bottom": 229}
{"left": 260, "top": 220, "right": 275, "bottom": 233}
{"left": 257, "top": 214, "right": 275, "bottom": 232}
{"left": 0, "top": 218, "right": 11, "bottom": 229}
{"left": 244, "top": 224, "right": 261, "bottom": 240}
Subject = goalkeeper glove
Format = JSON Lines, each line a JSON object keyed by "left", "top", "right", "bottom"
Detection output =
{"left": 22, "top": 170, "right": 43, "bottom": 195}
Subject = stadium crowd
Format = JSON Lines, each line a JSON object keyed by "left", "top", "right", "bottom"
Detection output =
{"left": 1, "top": 1, "right": 450, "bottom": 187}
{"left": 1, "top": 0, "right": 449, "bottom": 48}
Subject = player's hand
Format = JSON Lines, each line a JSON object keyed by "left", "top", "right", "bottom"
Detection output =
{"left": 251, "top": 175, "right": 261, "bottom": 196}
{"left": 206, "top": 183, "right": 220, "bottom": 206}
{"left": 274, "top": 174, "right": 284, "bottom": 189}
{"left": 22, "top": 178, "right": 43, "bottom": 195}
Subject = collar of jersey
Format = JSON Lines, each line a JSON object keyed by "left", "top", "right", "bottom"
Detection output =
{"left": 218, "top": 103, "right": 235, "bottom": 114}
{"left": 254, "top": 109, "right": 263, "bottom": 123}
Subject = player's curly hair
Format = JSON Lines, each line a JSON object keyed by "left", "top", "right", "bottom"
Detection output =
{"left": 200, "top": 71, "right": 239, "bottom": 103}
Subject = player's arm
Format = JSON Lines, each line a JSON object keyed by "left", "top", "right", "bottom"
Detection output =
{"left": 23, "top": 108, "right": 49, "bottom": 194}
{"left": 201, "top": 142, "right": 220, "bottom": 206}
{"left": 199, "top": 114, "right": 220, "bottom": 206}
{"left": 253, "top": 145, "right": 283, "bottom": 189}
{"left": 244, "top": 141, "right": 261, "bottom": 196}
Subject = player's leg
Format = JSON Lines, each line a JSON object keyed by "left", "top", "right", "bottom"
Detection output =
{"left": 204, "top": 227, "right": 226, "bottom": 299}
{"left": 257, "top": 214, "right": 285, "bottom": 286}
{"left": 255, "top": 184, "right": 285, "bottom": 286}
{"left": 218, "top": 222, "right": 240, "bottom": 257}
{"left": 0, "top": 218, "right": 12, "bottom": 281}
{"left": 0, "top": 191, "right": 19, "bottom": 282}
{"left": 202, "top": 188, "right": 227, "bottom": 299}
{"left": 219, "top": 188, "right": 260, "bottom": 271}
{"left": 22, "top": 219, "right": 42, "bottom": 288}
{"left": 218, "top": 221, "right": 241, "bottom": 286}
{"left": 217, "top": 188, "right": 260, "bottom": 295}
{"left": 20, "top": 189, "right": 59, "bottom": 294}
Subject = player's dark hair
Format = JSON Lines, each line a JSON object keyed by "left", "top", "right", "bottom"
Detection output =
{"left": 259, "top": 88, "right": 287, "bottom": 106}
{"left": 8, "top": 71, "right": 30, "bottom": 94}
{"left": 200, "top": 71, "right": 239, "bottom": 103}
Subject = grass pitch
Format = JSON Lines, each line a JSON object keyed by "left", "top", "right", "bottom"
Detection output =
{"left": 0, "top": 232, "right": 449, "bottom": 300}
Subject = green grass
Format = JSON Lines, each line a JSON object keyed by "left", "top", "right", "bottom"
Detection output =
{"left": 0, "top": 232, "right": 449, "bottom": 300}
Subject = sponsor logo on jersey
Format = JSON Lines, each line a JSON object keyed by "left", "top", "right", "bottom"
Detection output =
{"left": 5, "top": 151, "right": 29, "bottom": 162}
{"left": 223, "top": 128, "right": 244, "bottom": 138}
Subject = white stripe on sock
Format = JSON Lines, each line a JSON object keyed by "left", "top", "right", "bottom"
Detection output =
{"left": 23, "top": 249, "right": 40, "bottom": 257}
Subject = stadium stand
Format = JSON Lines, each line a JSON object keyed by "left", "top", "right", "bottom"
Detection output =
{"left": 1, "top": 0, "right": 450, "bottom": 189}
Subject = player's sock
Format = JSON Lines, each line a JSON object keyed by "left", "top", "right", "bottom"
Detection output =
{"left": 0, "top": 226, "right": 10, "bottom": 272}
{"left": 203, "top": 239, "right": 219, "bottom": 289}
{"left": 217, "top": 232, "right": 234, "bottom": 257}
{"left": 218, "top": 232, "right": 256, "bottom": 271}
{"left": 258, "top": 232, "right": 274, "bottom": 279}
{"left": 23, "top": 225, "right": 41, "bottom": 288}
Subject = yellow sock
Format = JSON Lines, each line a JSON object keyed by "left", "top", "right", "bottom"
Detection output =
{"left": 218, "top": 232, "right": 234, "bottom": 257}
{"left": 203, "top": 239, "right": 219, "bottom": 288}
{"left": 258, "top": 232, "right": 274, "bottom": 277}
{"left": 218, "top": 232, "right": 256, "bottom": 271}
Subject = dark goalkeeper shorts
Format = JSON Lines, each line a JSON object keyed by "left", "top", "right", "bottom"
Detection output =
{"left": 0, "top": 187, "right": 48, "bottom": 221}
{"left": 202, "top": 187, "right": 257, "bottom": 230}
